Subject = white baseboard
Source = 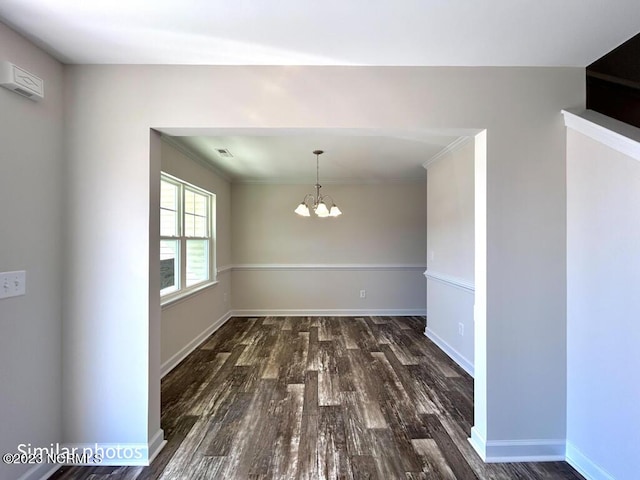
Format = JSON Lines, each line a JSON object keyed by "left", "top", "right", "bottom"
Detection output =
{"left": 161, "top": 310, "right": 232, "bottom": 377}
{"left": 425, "top": 327, "right": 474, "bottom": 377}
{"left": 469, "top": 427, "right": 487, "bottom": 460}
{"left": 148, "top": 428, "right": 167, "bottom": 464}
{"left": 17, "top": 463, "right": 60, "bottom": 480}
{"left": 566, "top": 442, "right": 616, "bottom": 480}
{"left": 468, "top": 427, "right": 565, "bottom": 462}
{"left": 231, "top": 308, "right": 426, "bottom": 317}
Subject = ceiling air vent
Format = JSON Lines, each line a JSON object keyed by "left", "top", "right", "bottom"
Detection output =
{"left": 0, "top": 61, "right": 44, "bottom": 101}
{"left": 215, "top": 148, "right": 233, "bottom": 158}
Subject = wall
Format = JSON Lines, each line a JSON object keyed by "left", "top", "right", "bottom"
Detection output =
{"left": 61, "top": 65, "right": 583, "bottom": 462}
{"left": 231, "top": 183, "right": 426, "bottom": 314}
{"left": 425, "top": 138, "right": 475, "bottom": 375}
{"left": 0, "top": 22, "right": 64, "bottom": 480}
{"left": 160, "top": 139, "right": 232, "bottom": 374}
{"left": 565, "top": 111, "right": 640, "bottom": 480}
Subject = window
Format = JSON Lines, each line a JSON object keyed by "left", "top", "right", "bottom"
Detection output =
{"left": 160, "top": 173, "right": 215, "bottom": 301}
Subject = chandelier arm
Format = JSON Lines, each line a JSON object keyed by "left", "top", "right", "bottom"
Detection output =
{"left": 319, "top": 194, "right": 336, "bottom": 206}
{"left": 301, "top": 193, "right": 316, "bottom": 206}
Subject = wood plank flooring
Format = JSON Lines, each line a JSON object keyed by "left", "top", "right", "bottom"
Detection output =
{"left": 50, "top": 316, "right": 584, "bottom": 480}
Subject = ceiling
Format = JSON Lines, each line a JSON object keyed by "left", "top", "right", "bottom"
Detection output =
{"left": 0, "top": 0, "right": 638, "bottom": 66}
{"left": 169, "top": 132, "right": 461, "bottom": 183}
{"left": 3, "top": 2, "right": 636, "bottom": 183}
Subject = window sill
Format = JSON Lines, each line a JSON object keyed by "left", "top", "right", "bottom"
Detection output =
{"left": 161, "top": 280, "right": 218, "bottom": 308}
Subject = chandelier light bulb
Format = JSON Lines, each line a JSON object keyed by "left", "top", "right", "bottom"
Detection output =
{"left": 294, "top": 202, "right": 310, "bottom": 216}
{"left": 315, "top": 201, "right": 330, "bottom": 217}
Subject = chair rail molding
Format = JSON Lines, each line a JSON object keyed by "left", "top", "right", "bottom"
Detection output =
{"left": 562, "top": 109, "right": 640, "bottom": 162}
{"left": 228, "top": 263, "right": 426, "bottom": 272}
{"left": 424, "top": 270, "right": 475, "bottom": 293}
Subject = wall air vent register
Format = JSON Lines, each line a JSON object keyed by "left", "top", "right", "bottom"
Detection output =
{"left": 0, "top": 61, "right": 44, "bottom": 101}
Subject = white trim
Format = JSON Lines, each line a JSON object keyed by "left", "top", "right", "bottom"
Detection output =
{"left": 232, "top": 309, "right": 426, "bottom": 317}
{"left": 468, "top": 432, "right": 565, "bottom": 463}
{"left": 566, "top": 442, "right": 616, "bottom": 480}
{"left": 161, "top": 134, "right": 232, "bottom": 182}
{"left": 469, "top": 427, "right": 487, "bottom": 461}
{"left": 148, "top": 429, "right": 167, "bottom": 464}
{"left": 425, "top": 327, "right": 474, "bottom": 377}
{"left": 422, "top": 136, "right": 473, "bottom": 170}
{"left": 161, "top": 280, "right": 218, "bottom": 308}
{"left": 230, "top": 263, "right": 426, "bottom": 272}
{"left": 161, "top": 310, "right": 232, "bottom": 377}
{"left": 16, "top": 464, "right": 60, "bottom": 480}
{"left": 424, "top": 270, "right": 475, "bottom": 292}
{"left": 217, "top": 265, "right": 233, "bottom": 274}
{"left": 562, "top": 109, "right": 640, "bottom": 162}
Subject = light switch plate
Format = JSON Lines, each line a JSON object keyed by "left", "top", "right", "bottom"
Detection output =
{"left": 0, "top": 270, "right": 26, "bottom": 299}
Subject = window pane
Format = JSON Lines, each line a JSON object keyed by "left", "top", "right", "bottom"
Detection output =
{"left": 184, "top": 190, "right": 195, "bottom": 214}
{"left": 160, "top": 209, "right": 177, "bottom": 236}
{"left": 186, "top": 239, "right": 208, "bottom": 287}
{"left": 185, "top": 189, "right": 208, "bottom": 216}
{"left": 193, "top": 192, "right": 207, "bottom": 216}
{"left": 161, "top": 180, "right": 179, "bottom": 236}
{"left": 161, "top": 181, "right": 178, "bottom": 209}
{"left": 160, "top": 240, "right": 179, "bottom": 295}
{"left": 184, "top": 213, "right": 208, "bottom": 238}
{"left": 185, "top": 213, "right": 195, "bottom": 237}
{"left": 194, "top": 216, "right": 207, "bottom": 237}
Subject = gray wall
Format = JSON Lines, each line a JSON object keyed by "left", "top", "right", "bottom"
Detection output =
{"left": 12, "top": 20, "right": 640, "bottom": 476}
{"left": 61, "top": 64, "right": 583, "bottom": 460}
{"left": 0, "top": 21, "right": 64, "bottom": 480}
{"left": 160, "top": 140, "right": 232, "bottom": 371}
{"left": 425, "top": 138, "right": 475, "bottom": 375}
{"left": 566, "top": 116, "right": 640, "bottom": 480}
{"left": 231, "top": 182, "right": 426, "bottom": 314}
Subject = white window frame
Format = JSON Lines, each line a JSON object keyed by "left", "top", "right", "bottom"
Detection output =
{"left": 160, "top": 172, "right": 216, "bottom": 305}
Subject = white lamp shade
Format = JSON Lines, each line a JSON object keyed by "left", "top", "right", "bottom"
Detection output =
{"left": 294, "top": 203, "right": 310, "bottom": 216}
{"left": 315, "top": 201, "right": 330, "bottom": 217}
{"left": 329, "top": 205, "right": 342, "bottom": 217}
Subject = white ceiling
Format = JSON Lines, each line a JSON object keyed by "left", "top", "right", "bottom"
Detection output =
{"left": 169, "top": 132, "right": 461, "bottom": 183}
{"left": 3, "top": 1, "right": 636, "bottom": 182}
{"left": 0, "top": 0, "right": 638, "bottom": 66}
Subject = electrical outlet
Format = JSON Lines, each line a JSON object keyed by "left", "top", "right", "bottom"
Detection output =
{"left": 458, "top": 322, "right": 464, "bottom": 336}
{"left": 359, "top": 289, "right": 366, "bottom": 299}
{"left": 0, "top": 271, "right": 26, "bottom": 300}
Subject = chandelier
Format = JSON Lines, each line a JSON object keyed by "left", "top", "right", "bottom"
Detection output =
{"left": 294, "top": 150, "right": 342, "bottom": 217}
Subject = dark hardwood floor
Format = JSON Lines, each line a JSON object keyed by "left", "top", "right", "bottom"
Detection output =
{"left": 51, "top": 316, "right": 584, "bottom": 480}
